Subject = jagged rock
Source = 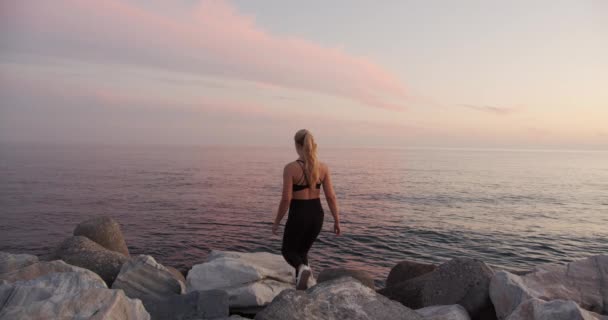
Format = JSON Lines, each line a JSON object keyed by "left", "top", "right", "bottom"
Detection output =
{"left": 0, "top": 271, "right": 149, "bottom": 319}
{"left": 55, "top": 236, "right": 128, "bottom": 285}
{"left": 386, "top": 260, "right": 436, "bottom": 287}
{"left": 416, "top": 304, "right": 471, "bottom": 320}
{"left": 112, "top": 255, "right": 185, "bottom": 300}
{"left": 141, "top": 289, "right": 229, "bottom": 320}
{"left": 379, "top": 258, "right": 495, "bottom": 320}
{"left": 0, "top": 259, "right": 104, "bottom": 284}
{"left": 490, "top": 255, "right": 608, "bottom": 319}
{"left": 317, "top": 267, "right": 375, "bottom": 289}
{"left": 186, "top": 251, "right": 294, "bottom": 310}
{"left": 74, "top": 216, "right": 130, "bottom": 256}
{"left": 506, "top": 298, "right": 608, "bottom": 320}
{"left": 255, "top": 277, "right": 423, "bottom": 320}
{"left": 0, "top": 252, "right": 38, "bottom": 274}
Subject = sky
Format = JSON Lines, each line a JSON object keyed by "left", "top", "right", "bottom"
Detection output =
{"left": 1, "top": 0, "right": 607, "bottom": 149}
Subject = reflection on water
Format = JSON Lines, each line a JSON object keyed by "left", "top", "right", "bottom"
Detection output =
{"left": 1, "top": 144, "right": 607, "bottom": 286}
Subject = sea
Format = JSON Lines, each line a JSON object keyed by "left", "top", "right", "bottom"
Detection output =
{"left": 1, "top": 143, "right": 607, "bottom": 287}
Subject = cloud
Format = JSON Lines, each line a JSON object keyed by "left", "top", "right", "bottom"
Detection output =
{"left": 457, "top": 104, "right": 515, "bottom": 115}
{"left": 0, "top": 74, "right": 266, "bottom": 117}
{"left": 1, "top": 0, "right": 407, "bottom": 110}
{"left": 0, "top": 73, "right": 422, "bottom": 146}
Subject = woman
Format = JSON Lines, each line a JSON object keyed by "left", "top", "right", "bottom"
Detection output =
{"left": 272, "top": 129, "right": 341, "bottom": 290}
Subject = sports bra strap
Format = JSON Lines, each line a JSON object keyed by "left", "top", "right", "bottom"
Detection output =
{"left": 296, "top": 160, "right": 310, "bottom": 185}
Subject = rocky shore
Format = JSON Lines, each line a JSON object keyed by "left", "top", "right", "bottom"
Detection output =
{"left": 1, "top": 216, "right": 606, "bottom": 320}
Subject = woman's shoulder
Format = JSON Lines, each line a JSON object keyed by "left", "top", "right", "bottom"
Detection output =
{"left": 283, "top": 160, "right": 302, "bottom": 172}
{"left": 318, "top": 161, "right": 329, "bottom": 176}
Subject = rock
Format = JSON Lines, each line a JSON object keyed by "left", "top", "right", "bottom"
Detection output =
{"left": 55, "top": 236, "right": 128, "bottom": 285}
{"left": 112, "top": 255, "right": 185, "bottom": 300}
{"left": 317, "top": 267, "right": 375, "bottom": 289}
{"left": 186, "top": 251, "right": 294, "bottom": 310}
{"left": 506, "top": 298, "right": 608, "bottom": 320}
{"left": 74, "top": 216, "right": 130, "bottom": 256}
{"left": 255, "top": 277, "right": 423, "bottom": 320}
{"left": 166, "top": 265, "right": 187, "bottom": 285}
{"left": 0, "top": 252, "right": 38, "bottom": 274}
{"left": 0, "top": 271, "right": 149, "bottom": 319}
{"left": 0, "top": 259, "right": 105, "bottom": 284}
{"left": 379, "top": 258, "right": 495, "bottom": 320}
{"left": 489, "top": 271, "right": 534, "bottom": 320}
{"left": 386, "top": 260, "right": 436, "bottom": 287}
{"left": 490, "top": 255, "right": 608, "bottom": 319}
{"left": 141, "top": 289, "right": 229, "bottom": 320}
{"left": 416, "top": 304, "right": 471, "bottom": 320}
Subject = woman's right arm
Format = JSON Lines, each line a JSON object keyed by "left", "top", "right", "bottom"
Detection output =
{"left": 272, "top": 164, "right": 292, "bottom": 235}
{"left": 322, "top": 164, "right": 341, "bottom": 235}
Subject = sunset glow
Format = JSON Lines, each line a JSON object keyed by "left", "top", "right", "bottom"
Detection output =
{"left": 1, "top": 0, "right": 606, "bottom": 148}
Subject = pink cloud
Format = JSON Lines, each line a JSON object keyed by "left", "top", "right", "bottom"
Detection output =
{"left": 0, "top": 74, "right": 267, "bottom": 118}
{"left": 2, "top": 0, "right": 407, "bottom": 110}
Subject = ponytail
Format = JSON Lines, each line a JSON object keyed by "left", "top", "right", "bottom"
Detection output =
{"left": 295, "top": 129, "right": 320, "bottom": 188}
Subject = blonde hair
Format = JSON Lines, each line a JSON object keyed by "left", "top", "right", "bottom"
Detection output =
{"left": 294, "top": 129, "right": 320, "bottom": 188}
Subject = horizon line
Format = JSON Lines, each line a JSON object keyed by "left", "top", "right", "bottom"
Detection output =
{"left": 1, "top": 140, "right": 607, "bottom": 153}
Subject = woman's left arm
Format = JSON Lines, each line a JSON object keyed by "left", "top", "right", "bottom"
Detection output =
{"left": 272, "top": 165, "right": 292, "bottom": 235}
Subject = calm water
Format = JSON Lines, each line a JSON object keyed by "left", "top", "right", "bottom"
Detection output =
{"left": 1, "top": 143, "right": 607, "bottom": 287}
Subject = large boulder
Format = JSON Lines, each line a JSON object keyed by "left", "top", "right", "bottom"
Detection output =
{"left": 74, "top": 216, "right": 130, "bottom": 256}
{"left": 55, "top": 236, "right": 128, "bottom": 285}
{"left": 112, "top": 255, "right": 185, "bottom": 300}
{"left": 317, "top": 267, "right": 375, "bottom": 290}
{"left": 379, "top": 258, "right": 495, "bottom": 320}
{"left": 415, "top": 305, "right": 471, "bottom": 320}
{"left": 0, "top": 271, "right": 149, "bottom": 319}
{"left": 186, "top": 251, "right": 294, "bottom": 311}
{"left": 386, "top": 260, "right": 436, "bottom": 287}
{"left": 0, "top": 259, "right": 104, "bottom": 284}
{"left": 141, "top": 289, "right": 229, "bottom": 320}
{"left": 255, "top": 277, "right": 423, "bottom": 320}
{"left": 0, "top": 252, "right": 38, "bottom": 274}
{"left": 490, "top": 255, "right": 608, "bottom": 319}
{"left": 506, "top": 298, "right": 607, "bottom": 320}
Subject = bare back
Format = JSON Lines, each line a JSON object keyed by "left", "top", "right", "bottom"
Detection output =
{"left": 285, "top": 160, "right": 335, "bottom": 201}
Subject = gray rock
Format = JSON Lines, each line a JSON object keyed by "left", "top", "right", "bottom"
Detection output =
{"left": 0, "top": 252, "right": 38, "bottom": 274}
{"left": 379, "top": 258, "right": 495, "bottom": 320}
{"left": 113, "top": 255, "right": 185, "bottom": 300}
{"left": 74, "top": 216, "right": 130, "bottom": 256}
{"left": 386, "top": 260, "right": 436, "bottom": 288}
{"left": 506, "top": 298, "right": 608, "bottom": 320}
{"left": 317, "top": 267, "right": 375, "bottom": 290}
{"left": 0, "top": 259, "right": 104, "bottom": 284}
{"left": 55, "top": 236, "right": 128, "bottom": 285}
{"left": 255, "top": 277, "right": 423, "bottom": 320}
{"left": 416, "top": 304, "right": 471, "bottom": 320}
{"left": 141, "top": 289, "right": 229, "bottom": 320}
{"left": 187, "top": 251, "right": 294, "bottom": 310}
{"left": 0, "top": 271, "right": 149, "bottom": 319}
{"left": 490, "top": 255, "right": 608, "bottom": 319}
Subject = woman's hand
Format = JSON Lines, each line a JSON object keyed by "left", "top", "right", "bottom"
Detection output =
{"left": 333, "top": 222, "right": 341, "bottom": 236}
{"left": 272, "top": 223, "right": 279, "bottom": 236}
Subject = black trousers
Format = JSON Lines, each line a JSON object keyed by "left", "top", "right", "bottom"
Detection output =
{"left": 281, "top": 198, "right": 324, "bottom": 271}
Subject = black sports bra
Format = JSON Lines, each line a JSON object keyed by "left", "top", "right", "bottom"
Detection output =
{"left": 293, "top": 160, "right": 322, "bottom": 191}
